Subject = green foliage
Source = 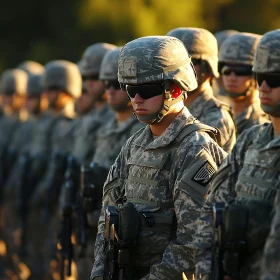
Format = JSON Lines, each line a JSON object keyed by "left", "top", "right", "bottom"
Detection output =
{"left": 0, "top": 0, "right": 280, "bottom": 73}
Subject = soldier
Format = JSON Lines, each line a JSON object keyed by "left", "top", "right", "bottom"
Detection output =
{"left": 194, "top": 29, "right": 280, "bottom": 280}
{"left": 17, "top": 60, "right": 44, "bottom": 76}
{"left": 26, "top": 61, "right": 81, "bottom": 279}
{"left": 166, "top": 27, "right": 236, "bottom": 153}
{"left": 75, "top": 82, "right": 93, "bottom": 116}
{"left": 218, "top": 32, "right": 270, "bottom": 136}
{"left": 1, "top": 73, "right": 46, "bottom": 279}
{"left": 74, "top": 42, "right": 117, "bottom": 164}
{"left": 90, "top": 36, "right": 227, "bottom": 280}
{"left": 0, "top": 68, "right": 28, "bottom": 279}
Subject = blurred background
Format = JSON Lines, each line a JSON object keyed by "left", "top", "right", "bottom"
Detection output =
{"left": 1, "top": 0, "right": 280, "bottom": 72}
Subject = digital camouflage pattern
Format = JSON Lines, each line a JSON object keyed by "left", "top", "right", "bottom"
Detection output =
{"left": 92, "top": 115, "right": 144, "bottom": 169}
{"left": 166, "top": 27, "right": 219, "bottom": 77}
{"left": 79, "top": 43, "right": 117, "bottom": 76}
{"left": 71, "top": 105, "right": 114, "bottom": 164}
{"left": 187, "top": 85, "right": 236, "bottom": 153}
{"left": 99, "top": 47, "right": 122, "bottom": 80}
{"left": 43, "top": 60, "right": 82, "bottom": 98}
{"left": 252, "top": 29, "right": 280, "bottom": 73}
{"left": 214, "top": 29, "right": 239, "bottom": 50}
{"left": 234, "top": 101, "right": 269, "bottom": 136}
{"left": 219, "top": 33, "right": 262, "bottom": 66}
{"left": 261, "top": 190, "right": 280, "bottom": 280}
{"left": 194, "top": 123, "right": 280, "bottom": 280}
{"left": 91, "top": 107, "right": 227, "bottom": 280}
{"left": 118, "top": 36, "right": 197, "bottom": 91}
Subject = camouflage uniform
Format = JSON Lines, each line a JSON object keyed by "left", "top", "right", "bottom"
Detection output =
{"left": 26, "top": 61, "right": 82, "bottom": 279}
{"left": 166, "top": 27, "right": 236, "bottom": 153}
{"left": 195, "top": 30, "right": 280, "bottom": 280}
{"left": 218, "top": 32, "right": 270, "bottom": 136}
{"left": 91, "top": 36, "right": 227, "bottom": 280}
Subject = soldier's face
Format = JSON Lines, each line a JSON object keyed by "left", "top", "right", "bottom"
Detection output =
{"left": 258, "top": 79, "right": 280, "bottom": 109}
{"left": 25, "top": 96, "right": 41, "bottom": 114}
{"left": 222, "top": 70, "right": 252, "bottom": 95}
{"left": 84, "top": 79, "right": 104, "bottom": 101}
{"left": 130, "top": 90, "right": 164, "bottom": 118}
{"left": 76, "top": 91, "right": 94, "bottom": 115}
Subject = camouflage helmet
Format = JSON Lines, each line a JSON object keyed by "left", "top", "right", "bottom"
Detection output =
{"left": 0, "top": 69, "right": 28, "bottom": 96}
{"left": 99, "top": 47, "right": 122, "bottom": 80}
{"left": 166, "top": 27, "right": 219, "bottom": 78}
{"left": 252, "top": 29, "right": 280, "bottom": 73}
{"left": 27, "top": 74, "right": 43, "bottom": 97}
{"left": 118, "top": 36, "right": 197, "bottom": 92}
{"left": 219, "top": 32, "right": 262, "bottom": 66}
{"left": 17, "top": 60, "right": 44, "bottom": 76}
{"left": 214, "top": 29, "right": 239, "bottom": 50}
{"left": 79, "top": 43, "right": 117, "bottom": 76}
{"left": 43, "top": 60, "right": 82, "bottom": 99}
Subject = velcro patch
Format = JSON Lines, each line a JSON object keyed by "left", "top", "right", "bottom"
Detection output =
{"left": 123, "top": 59, "right": 137, "bottom": 78}
{"left": 192, "top": 161, "right": 216, "bottom": 185}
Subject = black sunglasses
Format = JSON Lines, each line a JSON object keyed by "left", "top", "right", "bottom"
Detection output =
{"left": 221, "top": 65, "right": 252, "bottom": 76}
{"left": 126, "top": 83, "right": 164, "bottom": 100}
{"left": 104, "top": 80, "right": 121, "bottom": 90}
{"left": 255, "top": 72, "right": 280, "bottom": 88}
{"left": 82, "top": 74, "right": 99, "bottom": 81}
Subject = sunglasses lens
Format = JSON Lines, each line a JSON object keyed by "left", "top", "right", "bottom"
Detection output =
{"left": 255, "top": 73, "right": 280, "bottom": 88}
{"left": 82, "top": 74, "right": 99, "bottom": 81}
{"left": 221, "top": 66, "right": 252, "bottom": 76}
{"left": 126, "top": 83, "right": 164, "bottom": 100}
{"left": 104, "top": 80, "right": 121, "bottom": 90}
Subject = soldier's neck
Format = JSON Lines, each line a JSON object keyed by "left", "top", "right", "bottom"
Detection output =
{"left": 184, "top": 81, "right": 210, "bottom": 107}
{"left": 150, "top": 103, "right": 184, "bottom": 136}
{"left": 230, "top": 90, "right": 259, "bottom": 116}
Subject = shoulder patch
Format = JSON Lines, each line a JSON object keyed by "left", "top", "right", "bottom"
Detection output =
{"left": 192, "top": 161, "right": 216, "bottom": 185}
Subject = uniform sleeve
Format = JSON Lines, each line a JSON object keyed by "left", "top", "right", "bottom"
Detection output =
{"left": 90, "top": 148, "right": 126, "bottom": 280}
{"left": 140, "top": 140, "right": 227, "bottom": 280}
{"left": 261, "top": 190, "right": 280, "bottom": 280}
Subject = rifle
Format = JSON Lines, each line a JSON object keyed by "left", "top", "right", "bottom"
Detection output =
{"left": 104, "top": 206, "right": 119, "bottom": 280}
{"left": 58, "top": 155, "right": 81, "bottom": 279}
{"left": 211, "top": 202, "right": 225, "bottom": 280}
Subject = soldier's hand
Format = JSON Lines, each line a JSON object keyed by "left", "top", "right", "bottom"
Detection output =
{"left": 201, "top": 274, "right": 210, "bottom": 280}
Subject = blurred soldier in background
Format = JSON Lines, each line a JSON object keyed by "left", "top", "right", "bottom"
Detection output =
{"left": 91, "top": 35, "right": 227, "bottom": 280}
{"left": 1, "top": 73, "right": 46, "bottom": 280}
{"left": 75, "top": 82, "right": 93, "bottom": 116}
{"left": 25, "top": 60, "right": 81, "bottom": 280}
{"left": 194, "top": 29, "right": 280, "bottom": 280}
{"left": 17, "top": 61, "right": 44, "bottom": 76}
{"left": 214, "top": 29, "right": 239, "bottom": 50}
{"left": 213, "top": 29, "right": 239, "bottom": 99}
{"left": 166, "top": 27, "right": 236, "bottom": 153}
{"left": 218, "top": 32, "right": 270, "bottom": 136}
{"left": 0, "top": 68, "right": 28, "bottom": 279}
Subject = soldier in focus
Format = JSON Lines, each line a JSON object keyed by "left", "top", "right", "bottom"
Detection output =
{"left": 194, "top": 29, "right": 280, "bottom": 280}
{"left": 218, "top": 32, "right": 270, "bottom": 136}
{"left": 166, "top": 27, "right": 236, "bottom": 153}
{"left": 90, "top": 36, "right": 227, "bottom": 280}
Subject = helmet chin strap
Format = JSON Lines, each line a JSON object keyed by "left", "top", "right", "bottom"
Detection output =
{"left": 133, "top": 81, "right": 185, "bottom": 124}
{"left": 261, "top": 103, "right": 280, "bottom": 117}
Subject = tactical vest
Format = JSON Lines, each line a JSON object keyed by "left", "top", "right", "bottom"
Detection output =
{"left": 123, "top": 118, "right": 220, "bottom": 266}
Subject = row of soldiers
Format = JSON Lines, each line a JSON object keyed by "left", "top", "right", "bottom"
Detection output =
{"left": 0, "top": 26, "right": 277, "bottom": 280}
